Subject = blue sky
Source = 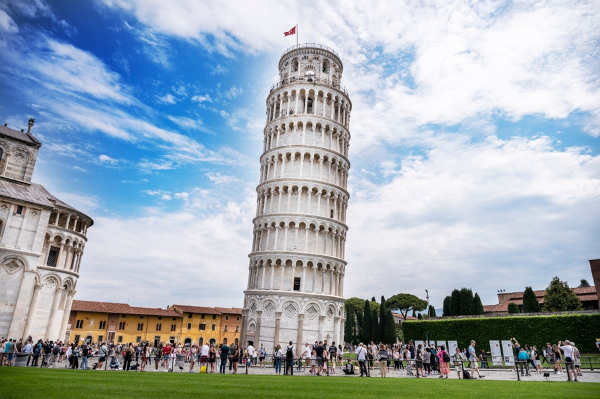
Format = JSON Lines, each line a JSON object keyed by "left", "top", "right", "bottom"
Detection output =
{"left": 0, "top": 0, "right": 598, "bottom": 310}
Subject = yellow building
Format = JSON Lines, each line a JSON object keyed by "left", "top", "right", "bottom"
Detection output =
{"left": 68, "top": 300, "right": 240, "bottom": 346}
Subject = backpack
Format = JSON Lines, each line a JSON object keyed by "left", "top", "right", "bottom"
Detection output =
{"left": 443, "top": 352, "right": 450, "bottom": 363}
{"left": 463, "top": 370, "right": 471, "bottom": 379}
{"left": 286, "top": 346, "right": 294, "bottom": 359}
{"left": 53, "top": 346, "right": 60, "bottom": 355}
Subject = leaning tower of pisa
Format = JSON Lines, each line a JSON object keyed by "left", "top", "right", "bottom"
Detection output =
{"left": 241, "top": 44, "right": 352, "bottom": 352}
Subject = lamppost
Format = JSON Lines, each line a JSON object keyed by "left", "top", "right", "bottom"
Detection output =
{"left": 425, "top": 289, "right": 430, "bottom": 318}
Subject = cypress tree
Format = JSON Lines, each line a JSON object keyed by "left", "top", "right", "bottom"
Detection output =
{"left": 379, "top": 296, "right": 387, "bottom": 342}
{"left": 428, "top": 305, "right": 437, "bottom": 317}
{"left": 383, "top": 308, "right": 397, "bottom": 345}
{"left": 450, "top": 289, "right": 461, "bottom": 316}
{"left": 507, "top": 302, "right": 520, "bottom": 314}
{"left": 361, "top": 299, "right": 372, "bottom": 343}
{"left": 473, "top": 293, "right": 484, "bottom": 315}
{"left": 344, "top": 304, "right": 356, "bottom": 344}
{"left": 459, "top": 288, "right": 474, "bottom": 315}
{"left": 443, "top": 296, "right": 452, "bottom": 316}
{"left": 522, "top": 286, "right": 540, "bottom": 312}
{"left": 370, "top": 307, "right": 379, "bottom": 343}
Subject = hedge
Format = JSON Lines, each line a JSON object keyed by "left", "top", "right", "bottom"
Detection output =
{"left": 402, "top": 314, "right": 600, "bottom": 352}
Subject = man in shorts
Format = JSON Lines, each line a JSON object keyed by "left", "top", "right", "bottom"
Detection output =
{"left": 558, "top": 340, "right": 578, "bottom": 382}
{"left": 302, "top": 343, "right": 311, "bottom": 371}
{"left": 468, "top": 340, "right": 484, "bottom": 378}
{"left": 199, "top": 341, "right": 209, "bottom": 371}
{"left": 315, "top": 341, "right": 325, "bottom": 376}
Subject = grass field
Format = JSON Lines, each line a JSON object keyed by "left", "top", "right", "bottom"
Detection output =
{"left": 0, "top": 368, "right": 598, "bottom": 399}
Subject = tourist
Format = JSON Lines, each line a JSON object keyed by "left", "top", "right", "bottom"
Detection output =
{"left": 246, "top": 342, "right": 255, "bottom": 366}
{"left": 558, "top": 340, "right": 578, "bottom": 382}
{"left": 230, "top": 343, "right": 239, "bottom": 374}
{"left": 258, "top": 343, "right": 266, "bottom": 368}
{"left": 415, "top": 344, "right": 424, "bottom": 377}
{"left": 356, "top": 342, "right": 368, "bottom": 377}
{"left": 517, "top": 347, "right": 530, "bottom": 376}
{"left": 153, "top": 343, "right": 162, "bottom": 371}
{"left": 284, "top": 341, "right": 294, "bottom": 376}
{"left": 315, "top": 341, "right": 325, "bottom": 376}
{"left": 423, "top": 347, "right": 431, "bottom": 375}
{"left": 532, "top": 345, "right": 542, "bottom": 373}
{"left": 199, "top": 341, "right": 209, "bottom": 372}
{"left": 453, "top": 347, "right": 465, "bottom": 379}
{"left": 572, "top": 342, "right": 582, "bottom": 377}
{"left": 436, "top": 345, "right": 450, "bottom": 379}
{"left": 328, "top": 341, "right": 337, "bottom": 374}
{"left": 273, "top": 344, "right": 282, "bottom": 375}
{"left": 140, "top": 343, "right": 148, "bottom": 371}
{"left": 209, "top": 343, "right": 217, "bottom": 372}
{"left": 337, "top": 344, "right": 344, "bottom": 371}
{"left": 80, "top": 342, "right": 89, "bottom": 370}
{"left": 219, "top": 340, "right": 229, "bottom": 374}
{"left": 96, "top": 342, "right": 108, "bottom": 370}
{"left": 302, "top": 343, "right": 311, "bottom": 371}
{"left": 404, "top": 347, "right": 413, "bottom": 376}
{"left": 123, "top": 344, "right": 133, "bottom": 371}
{"left": 480, "top": 349, "right": 488, "bottom": 369}
{"left": 377, "top": 344, "right": 389, "bottom": 378}
{"left": 467, "top": 340, "right": 484, "bottom": 378}
{"left": 553, "top": 344, "right": 563, "bottom": 374}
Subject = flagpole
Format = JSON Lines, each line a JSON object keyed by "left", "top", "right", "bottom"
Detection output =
{"left": 296, "top": 24, "right": 299, "bottom": 48}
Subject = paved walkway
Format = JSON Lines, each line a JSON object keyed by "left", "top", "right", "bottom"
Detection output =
{"left": 232, "top": 364, "right": 600, "bottom": 382}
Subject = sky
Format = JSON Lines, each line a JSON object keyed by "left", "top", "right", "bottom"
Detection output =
{"left": 0, "top": 0, "right": 598, "bottom": 311}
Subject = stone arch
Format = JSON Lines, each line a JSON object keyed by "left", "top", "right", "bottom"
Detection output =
{"left": 304, "top": 302, "right": 321, "bottom": 320}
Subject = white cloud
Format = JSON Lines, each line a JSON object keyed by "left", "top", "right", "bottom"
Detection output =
{"left": 191, "top": 94, "right": 212, "bottom": 103}
{"left": 156, "top": 93, "right": 176, "bottom": 104}
{"left": 206, "top": 171, "right": 239, "bottom": 185}
{"left": 0, "top": 9, "right": 18, "bottom": 33}
{"left": 98, "top": 154, "right": 118, "bottom": 165}
{"left": 78, "top": 188, "right": 256, "bottom": 307}
{"left": 344, "top": 134, "right": 600, "bottom": 306}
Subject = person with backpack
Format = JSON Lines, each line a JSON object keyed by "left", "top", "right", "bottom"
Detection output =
{"left": 377, "top": 344, "right": 389, "bottom": 378}
{"left": 436, "top": 345, "right": 450, "bottom": 378}
{"left": 285, "top": 341, "right": 295, "bottom": 375}
{"left": 328, "top": 341, "right": 337, "bottom": 374}
{"left": 96, "top": 342, "right": 108, "bottom": 370}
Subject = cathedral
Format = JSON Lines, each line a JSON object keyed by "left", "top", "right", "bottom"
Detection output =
{"left": 0, "top": 119, "right": 93, "bottom": 342}
{"left": 241, "top": 44, "right": 352, "bottom": 352}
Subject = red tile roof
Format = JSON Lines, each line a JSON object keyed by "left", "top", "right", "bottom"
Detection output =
{"left": 170, "top": 305, "right": 222, "bottom": 315}
{"left": 214, "top": 307, "right": 242, "bottom": 315}
{"left": 72, "top": 300, "right": 180, "bottom": 317}
{"left": 484, "top": 286, "right": 597, "bottom": 313}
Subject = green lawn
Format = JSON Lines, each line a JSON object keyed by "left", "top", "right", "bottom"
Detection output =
{"left": 0, "top": 367, "right": 597, "bottom": 399}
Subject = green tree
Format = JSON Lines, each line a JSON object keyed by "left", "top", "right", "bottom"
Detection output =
{"left": 428, "top": 305, "right": 437, "bottom": 318}
{"left": 450, "top": 289, "right": 461, "bottom": 316}
{"left": 508, "top": 302, "right": 520, "bottom": 314}
{"left": 386, "top": 293, "right": 428, "bottom": 320}
{"left": 370, "top": 307, "right": 379, "bottom": 342}
{"left": 417, "top": 313, "right": 423, "bottom": 319}
{"left": 544, "top": 276, "right": 583, "bottom": 311}
{"left": 344, "top": 303, "right": 357, "bottom": 344}
{"left": 443, "top": 296, "right": 452, "bottom": 316}
{"left": 345, "top": 297, "right": 365, "bottom": 336}
{"left": 579, "top": 279, "right": 590, "bottom": 288}
{"left": 473, "top": 293, "right": 484, "bottom": 315}
{"left": 379, "top": 296, "right": 387, "bottom": 342}
{"left": 360, "top": 299, "right": 372, "bottom": 343}
{"left": 383, "top": 308, "right": 397, "bottom": 344}
{"left": 459, "top": 288, "right": 474, "bottom": 315}
{"left": 522, "top": 286, "right": 540, "bottom": 313}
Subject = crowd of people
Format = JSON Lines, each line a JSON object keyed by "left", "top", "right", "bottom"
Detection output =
{"left": 0, "top": 335, "right": 587, "bottom": 381}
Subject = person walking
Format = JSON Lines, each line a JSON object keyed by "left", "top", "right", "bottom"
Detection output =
{"left": 436, "top": 345, "right": 450, "bottom": 379}
{"left": 468, "top": 340, "right": 484, "bottom": 378}
{"left": 356, "top": 343, "right": 368, "bottom": 377}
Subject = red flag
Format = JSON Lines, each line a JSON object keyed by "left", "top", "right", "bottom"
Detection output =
{"left": 284, "top": 26, "right": 296, "bottom": 36}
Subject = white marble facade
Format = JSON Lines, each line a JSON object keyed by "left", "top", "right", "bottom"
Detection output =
{"left": 0, "top": 120, "right": 92, "bottom": 342}
{"left": 241, "top": 45, "right": 351, "bottom": 353}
